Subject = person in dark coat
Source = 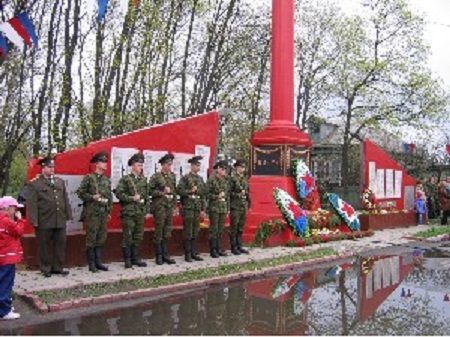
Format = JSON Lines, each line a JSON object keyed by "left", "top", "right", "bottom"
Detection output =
{"left": 26, "top": 156, "right": 73, "bottom": 277}
{"left": 438, "top": 178, "right": 450, "bottom": 225}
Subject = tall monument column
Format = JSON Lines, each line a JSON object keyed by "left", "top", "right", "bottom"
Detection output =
{"left": 243, "top": 0, "right": 312, "bottom": 243}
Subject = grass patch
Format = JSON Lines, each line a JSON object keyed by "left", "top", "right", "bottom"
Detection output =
{"left": 413, "top": 226, "right": 450, "bottom": 238}
{"left": 35, "top": 248, "right": 337, "bottom": 305}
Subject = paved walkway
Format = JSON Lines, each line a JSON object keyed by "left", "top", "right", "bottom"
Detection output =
{"left": 15, "top": 226, "right": 426, "bottom": 294}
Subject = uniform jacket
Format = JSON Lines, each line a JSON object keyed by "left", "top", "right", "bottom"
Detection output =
{"left": 149, "top": 171, "right": 177, "bottom": 209}
{"left": 114, "top": 173, "right": 150, "bottom": 216}
{"left": 26, "top": 174, "right": 73, "bottom": 229}
{"left": 206, "top": 175, "right": 229, "bottom": 214}
{"left": 177, "top": 172, "right": 206, "bottom": 211}
{"left": 77, "top": 173, "right": 113, "bottom": 218}
{"left": 439, "top": 183, "right": 450, "bottom": 211}
{"left": 0, "top": 213, "right": 25, "bottom": 265}
{"left": 229, "top": 173, "right": 251, "bottom": 211}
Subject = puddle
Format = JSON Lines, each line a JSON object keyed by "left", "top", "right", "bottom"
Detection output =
{"left": 3, "top": 246, "right": 450, "bottom": 335}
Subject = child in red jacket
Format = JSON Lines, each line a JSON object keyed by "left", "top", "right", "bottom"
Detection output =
{"left": 0, "top": 196, "right": 25, "bottom": 320}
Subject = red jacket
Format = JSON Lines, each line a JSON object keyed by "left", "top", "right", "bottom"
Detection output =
{"left": 0, "top": 213, "right": 25, "bottom": 265}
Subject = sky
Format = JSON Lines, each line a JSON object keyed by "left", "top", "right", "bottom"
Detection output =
{"left": 341, "top": 0, "right": 450, "bottom": 88}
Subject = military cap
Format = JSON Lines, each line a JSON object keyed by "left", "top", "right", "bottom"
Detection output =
{"left": 159, "top": 153, "right": 174, "bottom": 164}
{"left": 233, "top": 159, "right": 246, "bottom": 168}
{"left": 37, "top": 156, "right": 54, "bottom": 167}
{"left": 90, "top": 151, "right": 109, "bottom": 164}
{"left": 188, "top": 156, "right": 203, "bottom": 165}
{"left": 213, "top": 160, "right": 228, "bottom": 170}
{"left": 128, "top": 152, "right": 145, "bottom": 166}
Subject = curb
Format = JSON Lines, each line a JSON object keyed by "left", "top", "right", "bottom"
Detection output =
{"left": 21, "top": 251, "right": 354, "bottom": 314}
{"left": 403, "top": 233, "right": 450, "bottom": 243}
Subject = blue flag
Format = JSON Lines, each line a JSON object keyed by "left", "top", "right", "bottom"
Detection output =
{"left": 17, "top": 13, "right": 39, "bottom": 48}
{"left": 98, "top": 0, "right": 109, "bottom": 22}
{"left": 0, "top": 33, "right": 7, "bottom": 59}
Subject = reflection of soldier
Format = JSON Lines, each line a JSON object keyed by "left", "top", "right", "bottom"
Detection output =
{"left": 149, "top": 153, "right": 177, "bottom": 265}
{"left": 77, "top": 151, "right": 113, "bottom": 272}
{"left": 206, "top": 160, "right": 230, "bottom": 258}
{"left": 172, "top": 294, "right": 203, "bottom": 335}
{"left": 229, "top": 159, "right": 251, "bottom": 255}
{"left": 115, "top": 153, "right": 150, "bottom": 268}
{"left": 204, "top": 288, "right": 228, "bottom": 335}
{"left": 116, "top": 306, "right": 148, "bottom": 335}
{"left": 177, "top": 156, "right": 207, "bottom": 262}
{"left": 146, "top": 301, "right": 175, "bottom": 335}
{"left": 225, "top": 285, "right": 248, "bottom": 334}
{"left": 77, "top": 314, "right": 111, "bottom": 335}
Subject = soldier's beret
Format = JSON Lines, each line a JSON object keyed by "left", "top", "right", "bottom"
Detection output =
{"left": 233, "top": 159, "right": 246, "bottom": 168}
{"left": 188, "top": 156, "right": 203, "bottom": 165}
{"left": 90, "top": 151, "right": 109, "bottom": 164}
{"left": 159, "top": 153, "right": 174, "bottom": 164}
{"left": 213, "top": 160, "right": 228, "bottom": 170}
{"left": 128, "top": 152, "right": 145, "bottom": 166}
{"left": 37, "top": 156, "right": 54, "bottom": 167}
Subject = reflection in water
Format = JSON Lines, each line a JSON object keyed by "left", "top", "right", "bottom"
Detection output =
{"left": 6, "top": 249, "right": 450, "bottom": 335}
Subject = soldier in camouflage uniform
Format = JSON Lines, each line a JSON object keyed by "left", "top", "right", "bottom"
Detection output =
{"left": 206, "top": 160, "right": 230, "bottom": 258}
{"left": 77, "top": 151, "right": 113, "bottom": 272}
{"left": 177, "top": 156, "right": 207, "bottom": 262}
{"left": 229, "top": 159, "right": 251, "bottom": 255}
{"left": 114, "top": 153, "right": 150, "bottom": 268}
{"left": 149, "top": 153, "right": 177, "bottom": 265}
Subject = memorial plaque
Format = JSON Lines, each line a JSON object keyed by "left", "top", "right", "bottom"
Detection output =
{"left": 252, "top": 145, "right": 283, "bottom": 176}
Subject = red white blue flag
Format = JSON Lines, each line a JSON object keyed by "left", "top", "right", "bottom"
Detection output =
{"left": 0, "top": 33, "right": 7, "bottom": 59}
{"left": 0, "top": 12, "right": 38, "bottom": 50}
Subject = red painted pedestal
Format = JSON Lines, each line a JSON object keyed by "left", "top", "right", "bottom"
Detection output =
{"left": 243, "top": 0, "right": 311, "bottom": 243}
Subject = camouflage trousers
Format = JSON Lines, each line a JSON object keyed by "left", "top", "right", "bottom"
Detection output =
{"left": 230, "top": 209, "right": 247, "bottom": 237}
{"left": 208, "top": 212, "right": 227, "bottom": 240}
{"left": 153, "top": 206, "right": 174, "bottom": 243}
{"left": 85, "top": 213, "right": 108, "bottom": 248}
{"left": 122, "top": 213, "right": 145, "bottom": 247}
{"left": 181, "top": 208, "right": 201, "bottom": 240}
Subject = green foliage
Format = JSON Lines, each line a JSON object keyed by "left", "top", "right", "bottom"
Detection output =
{"left": 413, "top": 226, "right": 450, "bottom": 239}
{"left": 253, "top": 219, "right": 286, "bottom": 247}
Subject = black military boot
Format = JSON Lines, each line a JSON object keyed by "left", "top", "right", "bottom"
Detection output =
{"left": 86, "top": 248, "right": 97, "bottom": 273}
{"left": 184, "top": 240, "right": 192, "bottom": 262}
{"left": 162, "top": 240, "right": 176, "bottom": 264}
{"left": 122, "top": 246, "right": 132, "bottom": 269}
{"left": 230, "top": 234, "right": 241, "bottom": 255}
{"left": 237, "top": 234, "right": 249, "bottom": 254}
{"left": 155, "top": 242, "right": 164, "bottom": 265}
{"left": 94, "top": 246, "right": 109, "bottom": 271}
{"left": 130, "top": 245, "right": 147, "bottom": 267}
{"left": 217, "top": 238, "right": 228, "bottom": 257}
{"left": 191, "top": 239, "right": 203, "bottom": 261}
{"left": 209, "top": 238, "right": 219, "bottom": 258}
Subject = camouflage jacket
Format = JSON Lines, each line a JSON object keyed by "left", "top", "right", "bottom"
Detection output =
{"left": 206, "top": 176, "right": 229, "bottom": 214}
{"left": 424, "top": 182, "right": 438, "bottom": 199}
{"left": 77, "top": 173, "right": 113, "bottom": 217}
{"left": 177, "top": 172, "right": 206, "bottom": 211}
{"left": 114, "top": 173, "right": 150, "bottom": 215}
{"left": 229, "top": 173, "right": 250, "bottom": 210}
{"left": 149, "top": 171, "right": 177, "bottom": 209}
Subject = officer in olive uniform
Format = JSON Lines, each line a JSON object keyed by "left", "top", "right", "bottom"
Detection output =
{"left": 27, "top": 156, "right": 73, "bottom": 277}
{"left": 177, "top": 155, "right": 207, "bottom": 262}
{"left": 229, "top": 159, "right": 250, "bottom": 255}
{"left": 206, "top": 160, "right": 230, "bottom": 258}
{"left": 149, "top": 153, "right": 177, "bottom": 265}
{"left": 114, "top": 153, "right": 150, "bottom": 268}
{"left": 76, "top": 151, "right": 113, "bottom": 273}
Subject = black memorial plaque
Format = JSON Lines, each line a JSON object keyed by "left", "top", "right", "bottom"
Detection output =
{"left": 252, "top": 145, "right": 283, "bottom": 176}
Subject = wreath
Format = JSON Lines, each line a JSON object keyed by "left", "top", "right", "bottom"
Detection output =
{"left": 273, "top": 187, "right": 309, "bottom": 237}
{"left": 362, "top": 187, "right": 377, "bottom": 210}
{"left": 326, "top": 193, "right": 360, "bottom": 231}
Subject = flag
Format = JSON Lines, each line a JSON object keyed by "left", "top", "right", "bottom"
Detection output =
{"left": 98, "top": 0, "right": 109, "bottom": 22}
{"left": 403, "top": 143, "right": 415, "bottom": 153}
{"left": 0, "top": 22, "right": 24, "bottom": 49}
{"left": 17, "top": 13, "right": 39, "bottom": 47}
{"left": 9, "top": 17, "right": 32, "bottom": 47}
{"left": 0, "top": 33, "right": 7, "bottom": 59}
{"left": 446, "top": 144, "right": 450, "bottom": 155}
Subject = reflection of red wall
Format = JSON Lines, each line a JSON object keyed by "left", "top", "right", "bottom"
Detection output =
{"left": 359, "top": 255, "right": 415, "bottom": 322}
{"left": 23, "top": 112, "right": 220, "bottom": 234}
{"left": 363, "top": 139, "right": 416, "bottom": 209}
{"left": 245, "top": 271, "right": 316, "bottom": 335}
